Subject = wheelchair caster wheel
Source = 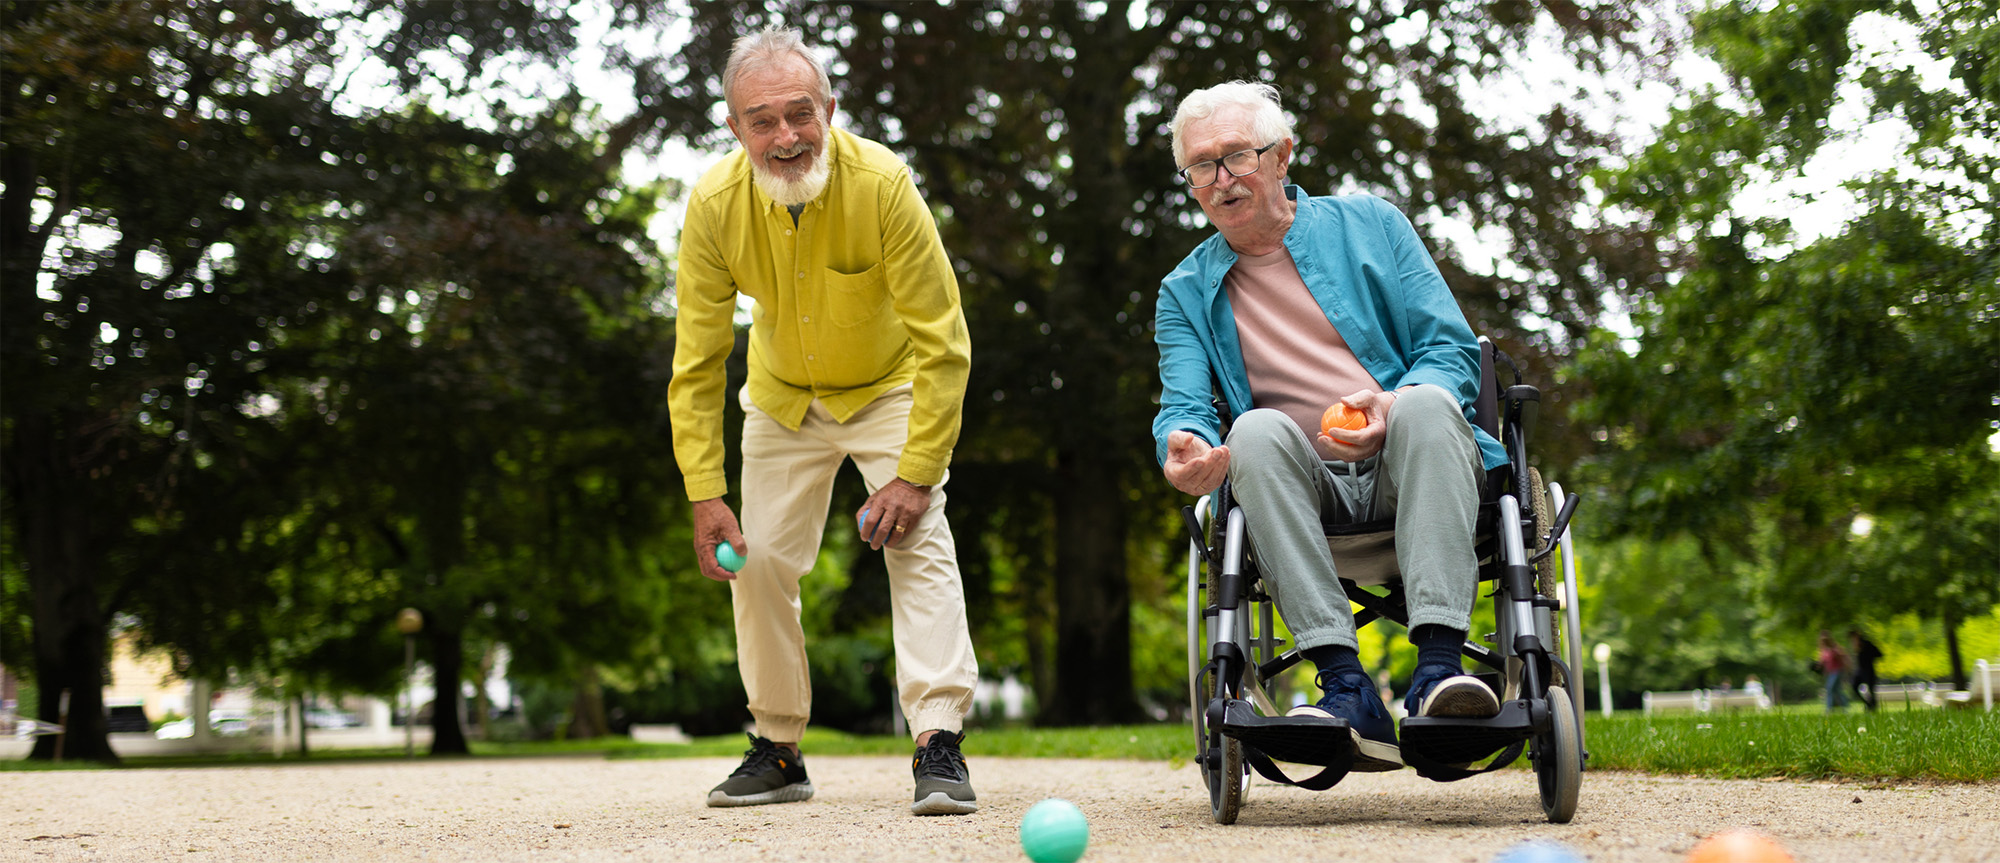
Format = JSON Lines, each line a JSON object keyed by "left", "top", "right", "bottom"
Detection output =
{"left": 1199, "top": 727, "right": 1247, "bottom": 824}
{"left": 1534, "top": 686, "right": 1581, "bottom": 823}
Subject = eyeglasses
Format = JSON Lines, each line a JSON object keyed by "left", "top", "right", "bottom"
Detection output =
{"left": 1178, "top": 142, "right": 1279, "bottom": 189}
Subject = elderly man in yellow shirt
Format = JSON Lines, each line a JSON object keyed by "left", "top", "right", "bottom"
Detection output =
{"left": 667, "top": 26, "right": 979, "bottom": 817}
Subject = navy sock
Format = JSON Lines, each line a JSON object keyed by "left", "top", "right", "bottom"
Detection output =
{"left": 1301, "top": 644, "right": 1366, "bottom": 681}
{"left": 1411, "top": 624, "right": 1466, "bottom": 673}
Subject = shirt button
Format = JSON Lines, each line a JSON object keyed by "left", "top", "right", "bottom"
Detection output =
{"left": 801, "top": 316, "right": 810, "bottom": 323}
{"left": 785, "top": 229, "right": 793, "bottom": 236}
{"left": 797, "top": 272, "right": 805, "bottom": 279}
{"left": 806, "top": 354, "right": 816, "bottom": 361}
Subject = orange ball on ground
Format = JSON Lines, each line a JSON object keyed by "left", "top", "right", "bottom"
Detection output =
{"left": 1685, "top": 830, "right": 1795, "bottom": 863}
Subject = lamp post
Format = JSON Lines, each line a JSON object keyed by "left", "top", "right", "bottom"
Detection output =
{"left": 1593, "top": 642, "right": 1613, "bottom": 718}
{"left": 397, "top": 608, "right": 424, "bottom": 757}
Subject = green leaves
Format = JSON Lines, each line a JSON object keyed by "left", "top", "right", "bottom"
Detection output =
{"left": 1574, "top": 0, "right": 1999, "bottom": 647}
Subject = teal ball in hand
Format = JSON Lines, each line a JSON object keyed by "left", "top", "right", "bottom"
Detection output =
{"left": 1019, "top": 798, "right": 1088, "bottom": 863}
{"left": 715, "top": 541, "right": 745, "bottom": 573}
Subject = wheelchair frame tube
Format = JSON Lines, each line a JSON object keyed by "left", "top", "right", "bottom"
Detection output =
{"left": 1214, "top": 507, "right": 1249, "bottom": 650}
{"left": 1498, "top": 495, "right": 1536, "bottom": 632}
{"left": 1498, "top": 494, "right": 1545, "bottom": 700}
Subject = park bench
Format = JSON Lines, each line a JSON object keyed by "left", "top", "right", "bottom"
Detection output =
{"left": 1641, "top": 688, "right": 1771, "bottom": 715}
{"left": 1935, "top": 659, "right": 1997, "bottom": 711}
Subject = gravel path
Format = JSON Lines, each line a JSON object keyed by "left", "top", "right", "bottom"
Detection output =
{"left": 6, "top": 755, "right": 1997, "bottom": 862}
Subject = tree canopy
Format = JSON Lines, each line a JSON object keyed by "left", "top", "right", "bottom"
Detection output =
{"left": 2, "top": 0, "right": 681, "bottom": 759}
{"left": 8, "top": 0, "right": 1991, "bottom": 760}
{"left": 1572, "top": 0, "right": 1998, "bottom": 684}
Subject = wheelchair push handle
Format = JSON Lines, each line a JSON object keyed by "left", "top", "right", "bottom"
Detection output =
{"left": 1183, "top": 504, "right": 1220, "bottom": 569}
{"left": 1529, "top": 492, "right": 1581, "bottom": 566}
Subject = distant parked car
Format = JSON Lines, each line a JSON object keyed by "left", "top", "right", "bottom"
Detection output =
{"left": 305, "top": 708, "right": 361, "bottom": 729}
{"left": 155, "top": 719, "right": 194, "bottom": 739}
{"left": 198, "top": 709, "right": 258, "bottom": 736}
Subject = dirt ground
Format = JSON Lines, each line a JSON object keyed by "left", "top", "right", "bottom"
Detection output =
{"left": 6, "top": 754, "right": 1997, "bottom": 862}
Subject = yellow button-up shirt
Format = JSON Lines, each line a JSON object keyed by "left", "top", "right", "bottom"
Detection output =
{"left": 668, "top": 127, "right": 971, "bottom": 502}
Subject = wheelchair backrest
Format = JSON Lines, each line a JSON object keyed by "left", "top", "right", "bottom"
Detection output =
{"left": 1474, "top": 336, "right": 1501, "bottom": 442}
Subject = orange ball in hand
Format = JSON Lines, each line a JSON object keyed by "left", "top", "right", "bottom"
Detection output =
{"left": 1321, "top": 403, "right": 1367, "bottom": 443}
{"left": 1685, "top": 830, "right": 1794, "bottom": 863}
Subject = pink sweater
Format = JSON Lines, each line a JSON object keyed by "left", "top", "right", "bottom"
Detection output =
{"left": 1225, "top": 246, "right": 1382, "bottom": 447}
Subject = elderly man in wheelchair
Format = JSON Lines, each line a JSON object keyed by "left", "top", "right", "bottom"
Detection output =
{"left": 1154, "top": 81, "right": 1584, "bottom": 824}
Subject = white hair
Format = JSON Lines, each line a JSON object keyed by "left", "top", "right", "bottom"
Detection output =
{"left": 1169, "top": 81, "right": 1294, "bottom": 168}
{"left": 722, "top": 26, "right": 833, "bottom": 115}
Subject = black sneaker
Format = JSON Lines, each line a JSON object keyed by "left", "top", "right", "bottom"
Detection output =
{"left": 1286, "top": 669, "right": 1402, "bottom": 771}
{"left": 706, "top": 733, "right": 814, "bottom": 807}
{"left": 910, "top": 730, "right": 978, "bottom": 815}
{"left": 1406, "top": 664, "right": 1501, "bottom": 719}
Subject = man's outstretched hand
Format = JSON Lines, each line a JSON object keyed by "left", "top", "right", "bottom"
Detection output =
{"left": 1163, "top": 430, "right": 1229, "bottom": 496}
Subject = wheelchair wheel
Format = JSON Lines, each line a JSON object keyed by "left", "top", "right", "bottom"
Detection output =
{"left": 1534, "top": 686, "right": 1581, "bottom": 823}
{"left": 1191, "top": 662, "right": 1248, "bottom": 823}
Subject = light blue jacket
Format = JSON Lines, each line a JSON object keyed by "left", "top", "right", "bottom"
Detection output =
{"left": 1151, "top": 186, "right": 1507, "bottom": 471}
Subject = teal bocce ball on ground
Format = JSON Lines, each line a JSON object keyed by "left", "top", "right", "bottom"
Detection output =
{"left": 1019, "top": 798, "right": 1088, "bottom": 863}
{"left": 715, "top": 541, "right": 745, "bottom": 573}
{"left": 1492, "top": 840, "right": 1584, "bottom": 863}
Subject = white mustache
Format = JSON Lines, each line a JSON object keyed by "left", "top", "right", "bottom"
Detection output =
{"left": 770, "top": 143, "right": 813, "bottom": 160}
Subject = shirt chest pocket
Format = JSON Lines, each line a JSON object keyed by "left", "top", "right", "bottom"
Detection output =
{"left": 823, "top": 264, "right": 890, "bottom": 327}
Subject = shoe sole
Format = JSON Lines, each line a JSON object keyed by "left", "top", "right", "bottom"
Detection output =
{"left": 1350, "top": 728, "right": 1403, "bottom": 772}
{"left": 1419, "top": 677, "right": 1502, "bottom": 719}
{"left": 1288, "top": 705, "right": 1402, "bottom": 772}
{"left": 911, "top": 791, "right": 978, "bottom": 816}
{"left": 706, "top": 782, "right": 814, "bottom": 807}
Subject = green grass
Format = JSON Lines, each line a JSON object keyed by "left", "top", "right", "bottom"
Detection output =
{"left": 1582, "top": 707, "right": 2000, "bottom": 782}
{"left": 11, "top": 709, "right": 1996, "bottom": 782}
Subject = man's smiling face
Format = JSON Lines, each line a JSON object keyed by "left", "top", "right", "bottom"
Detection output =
{"left": 726, "top": 54, "right": 833, "bottom": 202}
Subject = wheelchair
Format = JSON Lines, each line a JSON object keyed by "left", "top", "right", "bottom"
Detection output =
{"left": 1182, "top": 337, "right": 1586, "bottom": 824}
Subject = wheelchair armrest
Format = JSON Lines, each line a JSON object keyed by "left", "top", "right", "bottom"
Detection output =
{"left": 1504, "top": 385, "right": 1540, "bottom": 452}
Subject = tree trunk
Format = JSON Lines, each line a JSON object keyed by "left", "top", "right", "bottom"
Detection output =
{"left": 1943, "top": 605, "right": 1966, "bottom": 691}
{"left": 296, "top": 694, "right": 309, "bottom": 756}
{"left": 7, "top": 412, "right": 118, "bottom": 763}
{"left": 568, "top": 665, "right": 609, "bottom": 739}
{"left": 1041, "top": 451, "right": 1142, "bottom": 725}
{"left": 470, "top": 644, "right": 495, "bottom": 741}
{"left": 426, "top": 618, "right": 470, "bottom": 755}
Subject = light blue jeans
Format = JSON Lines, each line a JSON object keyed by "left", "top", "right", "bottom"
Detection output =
{"left": 1223, "top": 385, "right": 1484, "bottom": 652}
{"left": 1823, "top": 671, "right": 1849, "bottom": 711}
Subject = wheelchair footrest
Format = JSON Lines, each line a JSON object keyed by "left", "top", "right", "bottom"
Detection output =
{"left": 1218, "top": 699, "right": 1351, "bottom": 766}
{"left": 1400, "top": 699, "right": 1535, "bottom": 768}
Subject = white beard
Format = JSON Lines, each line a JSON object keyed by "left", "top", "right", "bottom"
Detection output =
{"left": 752, "top": 144, "right": 831, "bottom": 206}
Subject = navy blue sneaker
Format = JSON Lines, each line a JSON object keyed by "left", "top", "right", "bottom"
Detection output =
{"left": 1405, "top": 664, "right": 1501, "bottom": 719}
{"left": 1286, "top": 669, "right": 1402, "bottom": 771}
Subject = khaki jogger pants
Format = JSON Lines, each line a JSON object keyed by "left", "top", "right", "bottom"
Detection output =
{"left": 732, "top": 385, "right": 978, "bottom": 743}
